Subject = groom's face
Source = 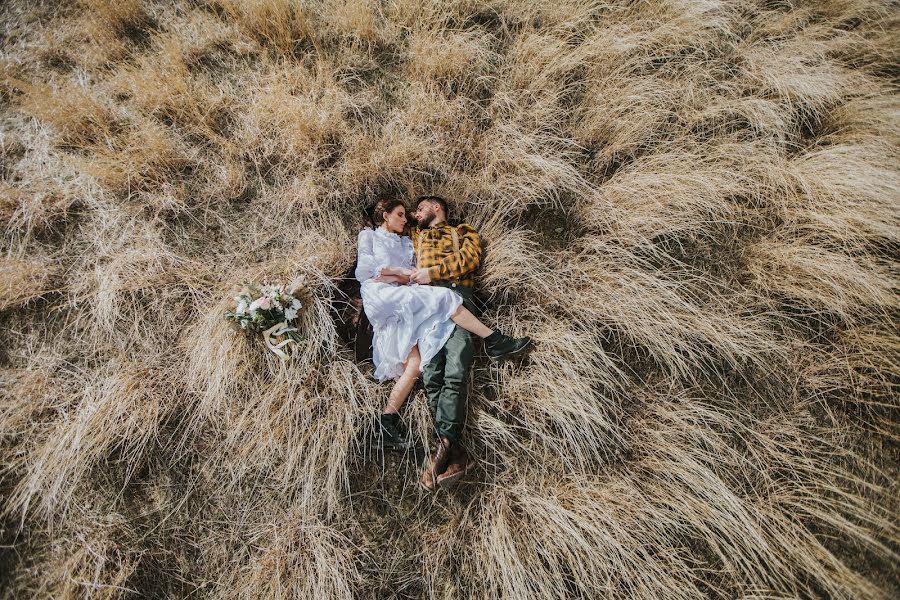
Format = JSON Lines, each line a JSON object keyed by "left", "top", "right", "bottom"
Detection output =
{"left": 414, "top": 201, "right": 438, "bottom": 227}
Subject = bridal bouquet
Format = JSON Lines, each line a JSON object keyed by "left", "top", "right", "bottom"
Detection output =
{"left": 224, "top": 281, "right": 304, "bottom": 358}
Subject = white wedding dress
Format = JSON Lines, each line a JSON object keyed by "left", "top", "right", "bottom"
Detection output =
{"left": 355, "top": 227, "right": 462, "bottom": 381}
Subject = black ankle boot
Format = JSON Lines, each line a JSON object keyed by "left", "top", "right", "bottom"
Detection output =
{"left": 484, "top": 331, "right": 532, "bottom": 361}
{"left": 373, "top": 413, "right": 411, "bottom": 450}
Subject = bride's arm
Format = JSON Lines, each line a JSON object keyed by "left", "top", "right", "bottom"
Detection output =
{"left": 374, "top": 267, "right": 412, "bottom": 284}
{"left": 379, "top": 267, "right": 414, "bottom": 277}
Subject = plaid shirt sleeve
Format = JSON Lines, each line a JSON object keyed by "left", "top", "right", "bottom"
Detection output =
{"left": 431, "top": 224, "right": 481, "bottom": 282}
{"left": 412, "top": 224, "right": 482, "bottom": 286}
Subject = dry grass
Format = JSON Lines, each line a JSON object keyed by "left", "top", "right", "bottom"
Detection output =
{"left": 321, "top": 0, "right": 385, "bottom": 47}
{"left": 215, "top": 511, "right": 362, "bottom": 599}
{"left": 6, "top": 502, "right": 141, "bottom": 599}
{"left": 0, "top": 118, "right": 86, "bottom": 242}
{"left": 78, "top": 118, "right": 194, "bottom": 203}
{"left": 78, "top": 0, "right": 149, "bottom": 37}
{"left": 0, "top": 256, "right": 57, "bottom": 311}
{"left": 112, "top": 35, "right": 218, "bottom": 133}
{"left": 213, "top": 0, "right": 315, "bottom": 55}
{"left": 745, "top": 237, "right": 897, "bottom": 324}
{"left": 6, "top": 76, "right": 117, "bottom": 148}
{"left": 406, "top": 28, "right": 493, "bottom": 87}
{"left": 0, "top": 0, "right": 897, "bottom": 598}
{"left": 7, "top": 359, "right": 176, "bottom": 518}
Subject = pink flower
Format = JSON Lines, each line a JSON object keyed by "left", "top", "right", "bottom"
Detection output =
{"left": 249, "top": 296, "right": 272, "bottom": 311}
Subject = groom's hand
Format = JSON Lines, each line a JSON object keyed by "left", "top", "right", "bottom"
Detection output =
{"left": 411, "top": 268, "right": 432, "bottom": 284}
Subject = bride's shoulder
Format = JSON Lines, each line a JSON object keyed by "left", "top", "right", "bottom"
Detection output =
{"left": 357, "top": 227, "right": 375, "bottom": 247}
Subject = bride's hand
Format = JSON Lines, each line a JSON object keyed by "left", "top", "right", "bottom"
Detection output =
{"left": 410, "top": 268, "right": 432, "bottom": 285}
{"left": 374, "top": 272, "right": 411, "bottom": 285}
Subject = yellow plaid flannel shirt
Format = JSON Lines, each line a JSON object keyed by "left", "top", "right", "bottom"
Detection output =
{"left": 411, "top": 223, "right": 482, "bottom": 288}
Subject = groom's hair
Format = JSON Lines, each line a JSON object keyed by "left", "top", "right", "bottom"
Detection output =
{"left": 415, "top": 194, "right": 448, "bottom": 217}
{"left": 372, "top": 198, "right": 406, "bottom": 225}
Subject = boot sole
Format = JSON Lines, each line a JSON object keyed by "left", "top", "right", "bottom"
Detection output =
{"left": 373, "top": 443, "right": 413, "bottom": 451}
{"left": 370, "top": 437, "right": 413, "bottom": 451}
{"left": 379, "top": 443, "right": 413, "bottom": 451}
{"left": 436, "top": 460, "right": 476, "bottom": 489}
{"left": 487, "top": 338, "right": 533, "bottom": 362}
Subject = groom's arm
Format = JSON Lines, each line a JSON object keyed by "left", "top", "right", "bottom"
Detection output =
{"left": 427, "top": 225, "right": 482, "bottom": 283}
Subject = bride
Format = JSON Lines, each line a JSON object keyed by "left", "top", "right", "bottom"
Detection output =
{"left": 356, "top": 198, "right": 530, "bottom": 450}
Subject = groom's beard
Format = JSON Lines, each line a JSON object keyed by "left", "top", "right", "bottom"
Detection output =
{"left": 418, "top": 208, "right": 437, "bottom": 227}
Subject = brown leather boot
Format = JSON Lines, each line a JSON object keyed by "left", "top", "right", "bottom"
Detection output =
{"left": 437, "top": 441, "right": 474, "bottom": 488}
{"left": 420, "top": 464, "right": 436, "bottom": 491}
{"left": 420, "top": 438, "right": 452, "bottom": 492}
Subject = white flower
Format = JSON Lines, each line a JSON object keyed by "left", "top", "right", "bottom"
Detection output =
{"left": 291, "top": 298, "right": 302, "bottom": 309}
{"left": 284, "top": 307, "right": 298, "bottom": 321}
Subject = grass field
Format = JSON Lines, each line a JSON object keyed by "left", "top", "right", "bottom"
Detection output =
{"left": 0, "top": 0, "right": 898, "bottom": 598}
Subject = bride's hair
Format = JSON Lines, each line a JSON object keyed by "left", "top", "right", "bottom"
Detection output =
{"left": 372, "top": 199, "right": 406, "bottom": 225}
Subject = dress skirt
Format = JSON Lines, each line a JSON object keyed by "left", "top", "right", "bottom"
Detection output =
{"left": 360, "top": 279, "right": 463, "bottom": 381}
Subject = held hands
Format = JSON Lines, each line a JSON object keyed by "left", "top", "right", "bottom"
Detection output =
{"left": 374, "top": 267, "right": 416, "bottom": 285}
{"left": 373, "top": 267, "right": 431, "bottom": 285}
{"left": 410, "top": 268, "right": 432, "bottom": 285}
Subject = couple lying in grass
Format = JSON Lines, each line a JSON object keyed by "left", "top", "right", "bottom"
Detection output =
{"left": 355, "top": 195, "right": 531, "bottom": 491}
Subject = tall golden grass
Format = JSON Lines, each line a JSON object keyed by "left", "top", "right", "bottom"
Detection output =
{"left": 1, "top": 0, "right": 897, "bottom": 598}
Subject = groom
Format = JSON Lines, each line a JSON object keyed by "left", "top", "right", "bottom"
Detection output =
{"left": 409, "top": 195, "right": 527, "bottom": 490}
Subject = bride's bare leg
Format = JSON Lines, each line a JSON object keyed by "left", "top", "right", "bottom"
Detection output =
{"left": 384, "top": 345, "right": 421, "bottom": 414}
{"left": 450, "top": 305, "right": 494, "bottom": 338}
{"left": 449, "top": 304, "right": 533, "bottom": 362}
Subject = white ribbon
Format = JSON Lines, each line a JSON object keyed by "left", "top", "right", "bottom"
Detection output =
{"left": 263, "top": 321, "right": 298, "bottom": 359}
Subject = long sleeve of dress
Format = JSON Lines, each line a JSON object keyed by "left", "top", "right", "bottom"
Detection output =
{"left": 355, "top": 229, "right": 383, "bottom": 282}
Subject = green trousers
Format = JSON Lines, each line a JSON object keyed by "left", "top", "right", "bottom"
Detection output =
{"left": 422, "top": 284, "right": 477, "bottom": 442}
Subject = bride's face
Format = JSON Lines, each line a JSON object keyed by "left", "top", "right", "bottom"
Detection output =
{"left": 383, "top": 205, "right": 407, "bottom": 234}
